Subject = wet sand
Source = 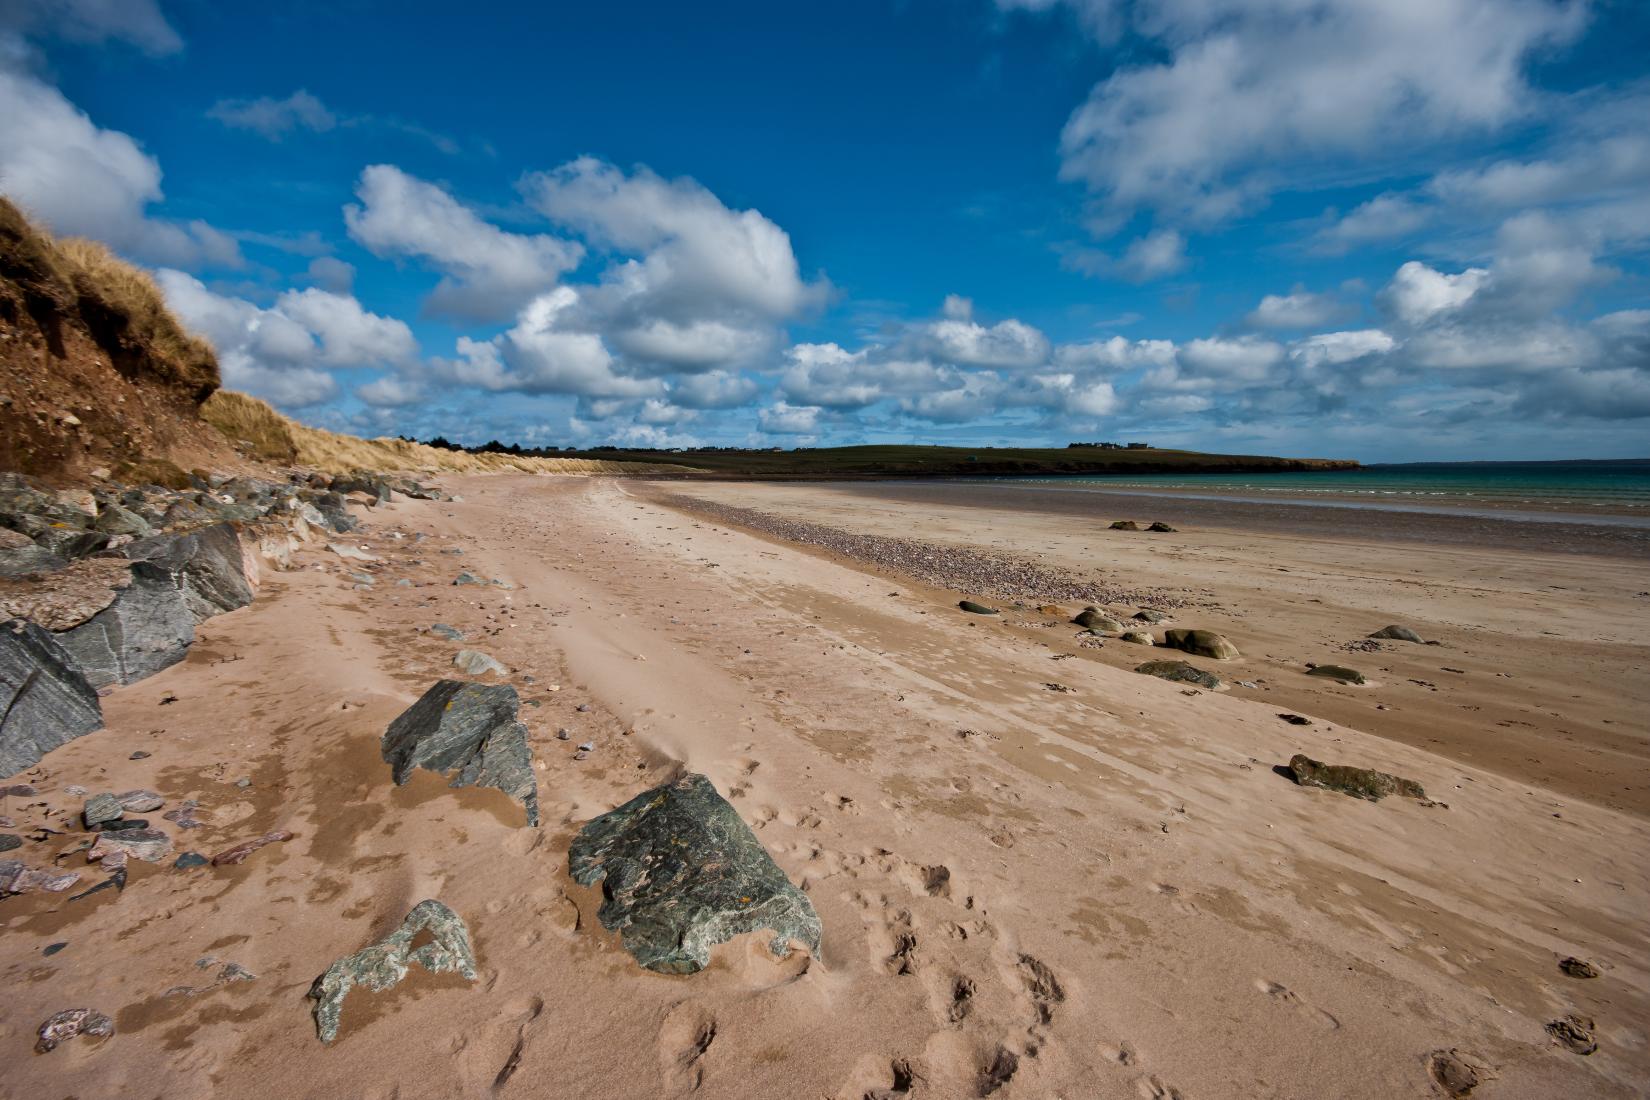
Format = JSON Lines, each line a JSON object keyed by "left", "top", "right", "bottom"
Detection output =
{"left": 821, "top": 479, "right": 1650, "bottom": 558}
{"left": 2, "top": 474, "right": 1647, "bottom": 1099}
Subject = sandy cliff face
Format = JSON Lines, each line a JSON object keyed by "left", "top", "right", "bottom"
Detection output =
{"left": 0, "top": 198, "right": 241, "bottom": 484}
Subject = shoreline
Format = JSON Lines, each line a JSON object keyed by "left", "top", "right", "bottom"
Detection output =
{"left": 748, "top": 478, "right": 1650, "bottom": 558}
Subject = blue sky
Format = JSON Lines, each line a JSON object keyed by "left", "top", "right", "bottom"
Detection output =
{"left": 2, "top": 0, "right": 1647, "bottom": 461}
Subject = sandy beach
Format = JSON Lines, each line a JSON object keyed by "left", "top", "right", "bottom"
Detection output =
{"left": 3, "top": 474, "right": 1647, "bottom": 1099}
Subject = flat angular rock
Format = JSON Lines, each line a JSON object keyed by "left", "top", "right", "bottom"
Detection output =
{"left": 1369, "top": 625, "right": 1424, "bottom": 643}
{"left": 1, "top": 618, "right": 103, "bottom": 777}
{"left": 453, "top": 649, "right": 507, "bottom": 676}
{"left": 56, "top": 563, "right": 194, "bottom": 688}
{"left": 1073, "top": 609, "right": 1124, "bottom": 632}
{"left": 83, "top": 793, "right": 122, "bottom": 828}
{"left": 0, "top": 539, "right": 66, "bottom": 579}
{"left": 1134, "top": 660, "right": 1223, "bottom": 690}
{"left": 308, "top": 899, "right": 477, "bottom": 1043}
{"left": 89, "top": 827, "right": 172, "bottom": 863}
{"left": 0, "top": 558, "right": 132, "bottom": 630}
{"left": 1162, "top": 628, "right": 1241, "bottom": 660}
{"left": 0, "top": 859, "right": 81, "bottom": 895}
{"left": 430, "top": 623, "right": 464, "bottom": 641}
{"left": 569, "top": 773, "right": 822, "bottom": 974}
{"left": 116, "top": 789, "right": 163, "bottom": 813}
{"left": 1285, "top": 753, "right": 1426, "bottom": 802}
{"left": 1306, "top": 663, "right": 1366, "bottom": 684}
{"left": 382, "top": 681, "right": 538, "bottom": 825}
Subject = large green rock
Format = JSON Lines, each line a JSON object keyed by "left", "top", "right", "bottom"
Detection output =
{"left": 1285, "top": 754, "right": 1426, "bottom": 802}
{"left": 308, "top": 899, "right": 477, "bottom": 1043}
{"left": 569, "top": 773, "right": 822, "bottom": 974}
{"left": 1162, "top": 628, "right": 1240, "bottom": 660}
{"left": 381, "top": 680, "right": 539, "bottom": 825}
{"left": 1134, "top": 660, "right": 1222, "bottom": 690}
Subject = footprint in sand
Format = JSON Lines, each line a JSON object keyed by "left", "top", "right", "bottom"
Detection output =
{"left": 658, "top": 1001, "right": 718, "bottom": 1091}
{"left": 1017, "top": 954, "right": 1066, "bottom": 1026}
{"left": 1135, "top": 1074, "right": 1187, "bottom": 1099}
{"left": 1255, "top": 979, "right": 1341, "bottom": 1030}
{"left": 492, "top": 995, "right": 544, "bottom": 1090}
{"left": 947, "top": 975, "right": 978, "bottom": 1024}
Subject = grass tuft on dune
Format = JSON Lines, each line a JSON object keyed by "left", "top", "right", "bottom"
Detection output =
{"left": 200, "top": 390, "right": 681, "bottom": 476}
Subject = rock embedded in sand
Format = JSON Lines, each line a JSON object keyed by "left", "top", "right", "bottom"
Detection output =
{"left": 1162, "top": 628, "right": 1241, "bottom": 660}
{"left": 1119, "top": 631, "right": 1154, "bottom": 645}
{"left": 210, "top": 830, "right": 293, "bottom": 866}
{"left": 1306, "top": 663, "right": 1367, "bottom": 685}
{"left": 1109, "top": 520, "right": 1139, "bottom": 530}
{"left": 569, "top": 772, "right": 822, "bottom": 974}
{"left": 308, "top": 899, "right": 477, "bottom": 1044}
{"left": 1146, "top": 521, "right": 1176, "bottom": 532}
{"left": 381, "top": 680, "right": 539, "bottom": 826}
{"left": 1133, "top": 609, "right": 1171, "bottom": 624}
{"left": 56, "top": 563, "right": 194, "bottom": 688}
{"left": 958, "top": 600, "right": 998, "bottom": 615}
{"left": 1559, "top": 956, "right": 1599, "bottom": 979}
{"left": 1073, "top": 609, "right": 1124, "bottom": 632}
{"left": 1134, "top": 660, "right": 1223, "bottom": 690}
{"left": 1545, "top": 1014, "right": 1598, "bottom": 1055}
{"left": 34, "top": 1008, "right": 113, "bottom": 1053}
{"left": 1284, "top": 753, "right": 1426, "bottom": 802}
{"left": 0, "top": 859, "right": 81, "bottom": 894}
{"left": 430, "top": 623, "right": 464, "bottom": 640}
{"left": 453, "top": 649, "right": 507, "bottom": 677}
{"left": 0, "top": 833, "right": 20, "bottom": 852}
{"left": 116, "top": 789, "right": 163, "bottom": 813}
{"left": 1, "top": 618, "right": 104, "bottom": 777}
{"left": 1369, "top": 625, "right": 1424, "bottom": 643}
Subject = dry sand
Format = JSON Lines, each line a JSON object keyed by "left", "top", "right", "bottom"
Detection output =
{"left": 2, "top": 474, "right": 1646, "bottom": 1099}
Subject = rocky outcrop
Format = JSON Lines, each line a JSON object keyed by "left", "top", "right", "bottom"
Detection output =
{"left": 123, "top": 523, "right": 257, "bottom": 622}
{"left": 381, "top": 681, "right": 539, "bottom": 826}
{"left": 1284, "top": 753, "right": 1426, "bottom": 802}
{"left": 1134, "top": 660, "right": 1223, "bottom": 690}
{"left": 308, "top": 899, "right": 477, "bottom": 1043}
{"left": 1, "top": 618, "right": 103, "bottom": 777}
{"left": 55, "top": 563, "right": 193, "bottom": 688}
{"left": 1162, "top": 628, "right": 1240, "bottom": 660}
{"left": 569, "top": 773, "right": 822, "bottom": 974}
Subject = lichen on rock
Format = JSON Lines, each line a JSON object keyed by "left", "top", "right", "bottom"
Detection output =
{"left": 308, "top": 899, "right": 477, "bottom": 1043}
{"left": 569, "top": 772, "right": 822, "bottom": 974}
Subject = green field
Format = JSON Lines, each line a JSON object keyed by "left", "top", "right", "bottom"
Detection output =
{"left": 553, "top": 444, "right": 1359, "bottom": 479}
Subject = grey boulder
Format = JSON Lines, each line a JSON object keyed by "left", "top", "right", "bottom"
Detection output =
{"left": 308, "top": 899, "right": 477, "bottom": 1043}
{"left": 1, "top": 619, "right": 103, "bottom": 778}
{"left": 569, "top": 772, "right": 822, "bottom": 974}
{"left": 452, "top": 649, "right": 507, "bottom": 677}
{"left": 124, "top": 524, "right": 256, "bottom": 621}
{"left": 1369, "top": 625, "right": 1424, "bottom": 643}
{"left": 381, "top": 680, "right": 538, "bottom": 825}
{"left": 56, "top": 563, "right": 194, "bottom": 688}
{"left": 1073, "top": 608, "right": 1125, "bottom": 632}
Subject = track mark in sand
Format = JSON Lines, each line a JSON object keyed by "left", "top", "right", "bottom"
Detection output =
{"left": 979, "top": 1047, "right": 1020, "bottom": 1096}
{"left": 1019, "top": 954, "right": 1066, "bottom": 1024}
{"left": 1255, "top": 979, "right": 1340, "bottom": 1030}
{"left": 492, "top": 995, "right": 544, "bottom": 1090}
{"left": 659, "top": 1002, "right": 718, "bottom": 1091}
{"left": 948, "top": 975, "right": 977, "bottom": 1023}
{"left": 887, "top": 912, "right": 920, "bottom": 976}
{"left": 864, "top": 1058, "right": 918, "bottom": 1099}
{"left": 1135, "top": 1074, "right": 1187, "bottom": 1099}
{"left": 1100, "top": 1040, "right": 1137, "bottom": 1066}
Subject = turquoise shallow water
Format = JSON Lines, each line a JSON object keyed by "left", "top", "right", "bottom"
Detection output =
{"left": 992, "top": 461, "right": 1650, "bottom": 514}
